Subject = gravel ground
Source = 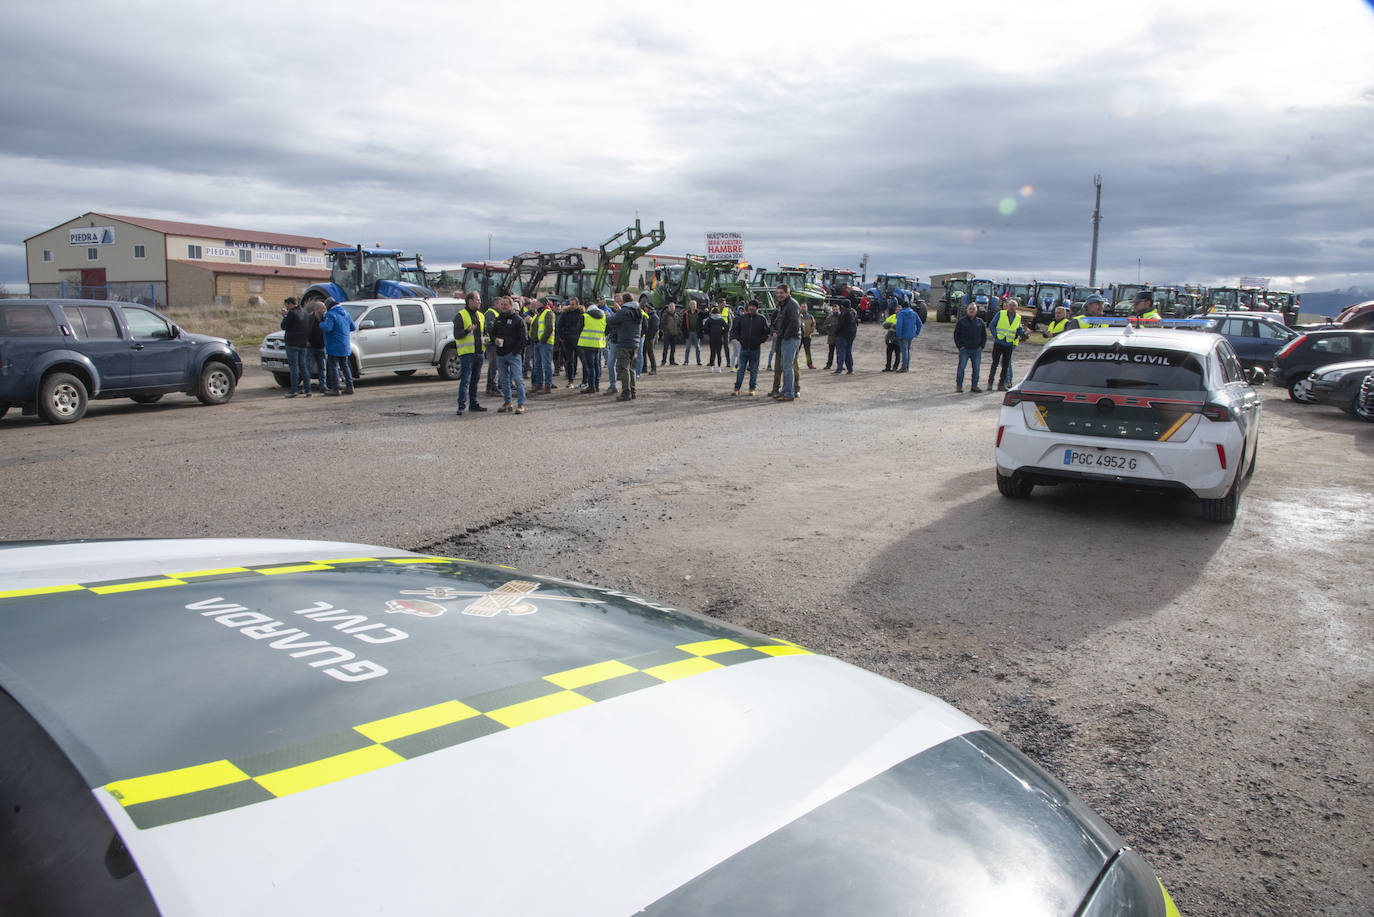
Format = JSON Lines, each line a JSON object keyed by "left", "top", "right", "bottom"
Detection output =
{"left": 2, "top": 324, "right": 1371, "bottom": 915}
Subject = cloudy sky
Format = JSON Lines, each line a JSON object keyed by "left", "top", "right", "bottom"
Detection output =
{"left": 3, "top": 0, "right": 1372, "bottom": 292}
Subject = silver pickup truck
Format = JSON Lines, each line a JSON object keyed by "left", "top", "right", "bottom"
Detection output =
{"left": 260, "top": 297, "right": 463, "bottom": 386}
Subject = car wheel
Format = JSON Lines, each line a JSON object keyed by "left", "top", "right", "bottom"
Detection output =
{"left": 272, "top": 372, "right": 291, "bottom": 389}
{"left": 0, "top": 404, "right": 8, "bottom": 420}
{"left": 38, "top": 372, "right": 88, "bottom": 425}
{"left": 1341, "top": 389, "right": 1361, "bottom": 417}
{"left": 438, "top": 346, "right": 460, "bottom": 381}
{"left": 1247, "top": 436, "right": 1258, "bottom": 476}
{"left": 1280, "top": 379, "right": 1313, "bottom": 404}
{"left": 130, "top": 393, "right": 163, "bottom": 405}
{"left": 196, "top": 361, "right": 237, "bottom": 405}
{"left": 1201, "top": 450, "right": 1243, "bottom": 523}
{"left": 394, "top": 370, "right": 417, "bottom": 377}
{"left": 996, "top": 470, "right": 1034, "bottom": 498}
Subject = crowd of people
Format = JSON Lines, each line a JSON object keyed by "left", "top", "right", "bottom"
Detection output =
{"left": 277, "top": 282, "right": 1160, "bottom": 410}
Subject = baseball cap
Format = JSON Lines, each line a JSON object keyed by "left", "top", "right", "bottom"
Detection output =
{"left": 1086, "top": 293, "right": 1107, "bottom": 305}
{"left": 1133, "top": 290, "right": 1153, "bottom": 303}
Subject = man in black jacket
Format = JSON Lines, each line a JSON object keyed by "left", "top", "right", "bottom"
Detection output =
{"left": 774, "top": 285, "right": 802, "bottom": 401}
{"left": 731, "top": 300, "right": 771, "bottom": 396}
{"left": 608, "top": 293, "right": 642, "bottom": 401}
{"left": 953, "top": 302, "right": 987, "bottom": 393}
{"left": 832, "top": 302, "right": 858, "bottom": 374}
{"left": 557, "top": 300, "right": 584, "bottom": 388}
{"left": 491, "top": 296, "right": 529, "bottom": 414}
{"left": 278, "top": 297, "right": 312, "bottom": 397}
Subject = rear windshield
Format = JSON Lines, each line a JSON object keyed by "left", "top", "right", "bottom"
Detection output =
{"left": 0, "top": 305, "right": 61, "bottom": 336}
{"left": 1029, "top": 346, "right": 1205, "bottom": 391}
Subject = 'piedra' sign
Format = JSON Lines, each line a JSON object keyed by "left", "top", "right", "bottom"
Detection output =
{"left": 70, "top": 226, "right": 116, "bottom": 246}
{"left": 706, "top": 232, "right": 743, "bottom": 261}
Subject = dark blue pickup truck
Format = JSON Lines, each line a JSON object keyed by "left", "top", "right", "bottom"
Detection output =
{"left": 0, "top": 299, "right": 242, "bottom": 424}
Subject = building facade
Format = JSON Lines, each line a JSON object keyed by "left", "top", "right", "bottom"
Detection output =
{"left": 24, "top": 213, "right": 345, "bottom": 308}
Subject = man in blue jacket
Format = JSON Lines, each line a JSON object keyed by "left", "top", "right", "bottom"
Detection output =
{"left": 894, "top": 302, "right": 922, "bottom": 372}
{"left": 319, "top": 300, "right": 357, "bottom": 395}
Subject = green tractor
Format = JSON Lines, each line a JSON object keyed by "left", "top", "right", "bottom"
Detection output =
{"left": 556, "top": 218, "right": 666, "bottom": 305}
{"left": 748, "top": 265, "right": 827, "bottom": 317}
{"left": 641, "top": 255, "right": 744, "bottom": 311}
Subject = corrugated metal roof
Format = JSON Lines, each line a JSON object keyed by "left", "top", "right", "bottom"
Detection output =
{"left": 98, "top": 213, "right": 346, "bottom": 248}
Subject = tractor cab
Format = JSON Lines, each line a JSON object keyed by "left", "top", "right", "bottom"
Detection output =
{"left": 459, "top": 261, "right": 523, "bottom": 305}
{"left": 303, "top": 245, "right": 434, "bottom": 305}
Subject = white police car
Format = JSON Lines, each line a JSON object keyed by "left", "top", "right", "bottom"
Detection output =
{"left": 995, "top": 326, "right": 1261, "bottom": 522}
{"left": 0, "top": 538, "right": 1180, "bottom": 916}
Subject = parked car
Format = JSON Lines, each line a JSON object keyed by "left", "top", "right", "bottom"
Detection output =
{"left": 0, "top": 298, "right": 242, "bottom": 424}
{"left": 1270, "top": 329, "right": 1374, "bottom": 401}
{"left": 995, "top": 327, "right": 1262, "bottom": 522}
{"left": 1202, "top": 313, "right": 1297, "bottom": 370}
{"left": 1304, "top": 360, "right": 1374, "bottom": 417}
{"left": 0, "top": 537, "right": 1181, "bottom": 916}
{"left": 1358, "top": 370, "right": 1374, "bottom": 422}
{"left": 1295, "top": 300, "right": 1374, "bottom": 332}
{"left": 259, "top": 297, "right": 462, "bottom": 387}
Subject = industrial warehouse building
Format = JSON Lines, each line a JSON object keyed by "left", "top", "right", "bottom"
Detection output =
{"left": 24, "top": 213, "right": 345, "bottom": 308}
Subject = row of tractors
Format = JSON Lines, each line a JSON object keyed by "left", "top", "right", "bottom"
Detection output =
{"left": 933, "top": 275, "right": 1302, "bottom": 328}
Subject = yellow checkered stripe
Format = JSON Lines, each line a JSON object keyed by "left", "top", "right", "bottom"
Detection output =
{"left": 105, "top": 637, "right": 810, "bottom": 830}
{"left": 0, "top": 556, "right": 460, "bottom": 601}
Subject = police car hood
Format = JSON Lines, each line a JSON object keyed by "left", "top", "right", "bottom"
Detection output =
{"left": 0, "top": 539, "right": 1125, "bottom": 917}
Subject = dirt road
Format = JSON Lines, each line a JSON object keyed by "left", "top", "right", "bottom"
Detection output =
{"left": 3, "top": 325, "right": 1371, "bottom": 915}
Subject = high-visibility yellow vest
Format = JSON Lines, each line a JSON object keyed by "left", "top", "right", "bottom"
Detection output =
{"left": 534, "top": 307, "right": 555, "bottom": 343}
{"left": 1074, "top": 315, "right": 1100, "bottom": 329}
{"left": 883, "top": 315, "right": 897, "bottom": 330}
{"left": 483, "top": 308, "right": 498, "bottom": 343}
{"left": 1047, "top": 318, "right": 1069, "bottom": 336}
{"left": 1139, "top": 309, "right": 1161, "bottom": 322}
{"left": 995, "top": 310, "right": 1022, "bottom": 345}
{"left": 454, "top": 309, "right": 484, "bottom": 356}
{"left": 579, "top": 313, "right": 606, "bottom": 348}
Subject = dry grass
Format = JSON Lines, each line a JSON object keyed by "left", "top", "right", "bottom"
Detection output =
{"left": 163, "top": 303, "right": 281, "bottom": 348}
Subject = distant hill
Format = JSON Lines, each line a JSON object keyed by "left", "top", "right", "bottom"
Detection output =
{"left": 1299, "top": 288, "right": 1374, "bottom": 318}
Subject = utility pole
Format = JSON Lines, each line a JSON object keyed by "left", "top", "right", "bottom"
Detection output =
{"left": 1088, "top": 173, "right": 1102, "bottom": 288}
{"left": 859, "top": 253, "right": 869, "bottom": 285}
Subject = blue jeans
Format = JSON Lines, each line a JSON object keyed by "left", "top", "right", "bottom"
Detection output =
{"left": 531, "top": 343, "right": 553, "bottom": 387}
{"left": 899, "top": 337, "right": 914, "bottom": 370}
{"left": 835, "top": 337, "right": 854, "bottom": 373}
{"left": 605, "top": 341, "right": 618, "bottom": 387}
{"left": 636, "top": 337, "right": 644, "bottom": 375}
{"left": 780, "top": 338, "right": 801, "bottom": 397}
{"left": 498, "top": 353, "right": 526, "bottom": 406}
{"left": 580, "top": 348, "right": 601, "bottom": 387}
{"left": 308, "top": 347, "right": 327, "bottom": 391}
{"left": 326, "top": 354, "right": 353, "bottom": 391}
{"left": 735, "top": 347, "right": 761, "bottom": 391}
{"left": 458, "top": 352, "right": 483, "bottom": 408}
{"left": 684, "top": 332, "right": 701, "bottom": 363}
{"left": 285, "top": 344, "right": 310, "bottom": 393}
{"left": 957, "top": 348, "right": 982, "bottom": 389}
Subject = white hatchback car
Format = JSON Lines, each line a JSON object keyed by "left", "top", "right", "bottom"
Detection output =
{"left": 995, "top": 327, "right": 1261, "bottom": 522}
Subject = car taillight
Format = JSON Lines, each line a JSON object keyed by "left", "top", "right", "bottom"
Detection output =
{"left": 1216, "top": 443, "right": 1227, "bottom": 469}
{"left": 1201, "top": 403, "right": 1231, "bottom": 421}
{"left": 1003, "top": 391, "right": 1022, "bottom": 406}
{"left": 996, "top": 425, "right": 1006, "bottom": 447}
{"left": 1274, "top": 334, "right": 1306, "bottom": 359}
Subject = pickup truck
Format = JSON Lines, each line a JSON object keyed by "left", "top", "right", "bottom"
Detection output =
{"left": 0, "top": 298, "right": 243, "bottom": 425}
{"left": 259, "top": 297, "right": 463, "bottom": 387}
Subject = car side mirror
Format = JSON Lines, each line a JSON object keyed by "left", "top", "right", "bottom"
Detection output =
{"left": 169, "top": 324, "right": 181, "bottom": 339}
{"left": 360, "top": 320, "right": 375, "bottom": 329}
{"left": 1245, "top": 367, "right": 1266, "bottom": 385}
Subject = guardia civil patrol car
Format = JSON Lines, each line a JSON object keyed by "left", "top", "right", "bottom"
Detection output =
{"left": 0, "top": 539, "right": 1180, "bottom": 916}
{"left": 995, "top": 326, "right": 1261, "bottom": 522}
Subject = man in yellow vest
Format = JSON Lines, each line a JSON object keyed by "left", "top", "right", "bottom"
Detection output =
{"left": 530, "top": 298, "right": 557, "bottom": 394}
{"left": 881, "top": 310, "right": 900, "bottom": 371}
{"left": 453, "top": 292, "right": 488, "bottom": 415}
{"left": 1132, "top": 290, "right": 1162, "bottom": 324}
{"left": 1074, "top": 294, "right": 1108, "bottom": 329}
{"left": 578, "top": 302, "right": 607, "bottom": 393}
{"left": 987, "top": 298, "right": 1026, "bottom": 391}
{"left": 1045, "top": 306, "right": 1071, "bottom": 337}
